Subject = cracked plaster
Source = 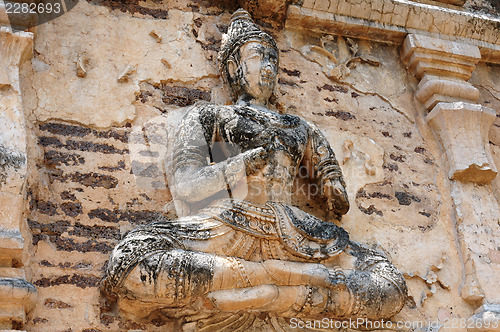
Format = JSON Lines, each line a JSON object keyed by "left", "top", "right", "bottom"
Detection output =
{"left": 21, "top": 0, "right": 219, "bottom": 129}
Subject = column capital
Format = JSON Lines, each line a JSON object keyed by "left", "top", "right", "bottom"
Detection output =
{"left": 401, "top": 33, "right": 496, "bottom": 184}
{"left": 402, "top": 34, "right": 481, "bottom": 81}
{"left": 426, "top": 102, "right": 497, "bottom": 183}
{"left": 0, "top": 28, "right": 33, "bottom": 89}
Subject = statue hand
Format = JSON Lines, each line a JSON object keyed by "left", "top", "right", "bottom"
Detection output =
{"left": 242, "top": 147, "right": 267, "bottom": 174}
{"left": 223, "top": 148, "right": 267, "bottom": 186}
{"left": 322, "top": 179, "right": 349, "bottom": 217}
{"left": 327, "top": 266, "right": 346, "bottom": 286}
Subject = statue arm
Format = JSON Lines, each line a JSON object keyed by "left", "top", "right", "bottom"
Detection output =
{"left": 304, "top": 122, "right": 349, "bottom": 217}
{"left": 173, "top": 148, "right": 264, "bottom": 203}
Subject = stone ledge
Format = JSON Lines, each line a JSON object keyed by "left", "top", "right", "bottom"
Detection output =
{"left": 413, "top": 0, "right": 465, "bottom": 5}
{"left": 286, "top": 2, "right": 500, "bottom": 63}
{"left": 402, "top": 33, "right": 481, "bottom": 63}
{"left": 0, "top": 268, "right": 24, "bottom": 279}
{"left": 0, "top": 279, "right": 37, "bottom": 327}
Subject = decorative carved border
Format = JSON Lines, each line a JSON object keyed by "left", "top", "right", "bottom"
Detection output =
{"left": 286, "top": 0, "right": 500, "bottom": 63}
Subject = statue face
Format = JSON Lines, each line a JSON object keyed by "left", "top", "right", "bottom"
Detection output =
{"left": 235, "top": 41, "right": 278, "bottom": 102}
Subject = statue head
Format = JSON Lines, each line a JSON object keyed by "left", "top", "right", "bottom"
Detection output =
{"left": 218, "top": 9, "right": 279, "bottom": 103}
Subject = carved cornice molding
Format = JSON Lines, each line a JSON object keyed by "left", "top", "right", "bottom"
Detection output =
{"left": 401, "top": 34, "right": 481, "bottom": 81}
{"left": 286, "top": 0, "right": 500, "bottom": 63}
{"left": 402, "top": 34, "right": 481, "bottom": 110}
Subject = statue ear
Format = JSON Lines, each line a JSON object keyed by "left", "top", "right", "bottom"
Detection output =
{"left": 227, "top": 58, "right": 237, "bottom": 82}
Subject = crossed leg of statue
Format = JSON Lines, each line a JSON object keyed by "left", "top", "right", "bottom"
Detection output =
{"left": 118, "top": 242, "right": 407, "bottom": 321}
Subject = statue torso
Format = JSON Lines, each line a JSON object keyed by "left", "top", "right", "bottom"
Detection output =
{"left": 211, "top": 104, "right": 310, "bottom": 204}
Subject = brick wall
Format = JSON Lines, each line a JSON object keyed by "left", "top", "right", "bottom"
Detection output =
{"left": 26, "top": 121, "right": 177, "bottom": 331}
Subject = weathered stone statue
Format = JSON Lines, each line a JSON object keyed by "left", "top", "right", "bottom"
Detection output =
{"left": 102, "top": 9, "right": 408, "bottom": 328}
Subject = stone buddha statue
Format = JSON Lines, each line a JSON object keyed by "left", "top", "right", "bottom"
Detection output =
{"left": 102, "top": 9, "right": 408, "bottom": 328}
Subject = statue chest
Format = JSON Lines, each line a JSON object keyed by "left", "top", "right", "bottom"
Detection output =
{"left": 220, "top": 107, "right": 309, "bottom": 165}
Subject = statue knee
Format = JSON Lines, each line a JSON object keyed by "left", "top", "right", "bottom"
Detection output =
{"left": 347, "top": 260, "right": 407, "bottom": 319}
{"left": 371, "top": 261, "right": 407, "bottom": 318}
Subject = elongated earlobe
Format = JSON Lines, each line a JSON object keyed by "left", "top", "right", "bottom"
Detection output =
{"left": 227, "top": 59, "right": 237, "bottom": 82}
{"left": 227, "top": 58, "right": 242, "bottom": 100}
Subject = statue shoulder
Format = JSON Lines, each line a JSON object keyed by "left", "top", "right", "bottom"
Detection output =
{"left": 300, "top": 118, "right": 324, "bottom": 136}
{"left": 177, "top": 102, "right": 239, "bottom": 138}
{"left": 291, "top": 116, "right": 319, "bottom": 136}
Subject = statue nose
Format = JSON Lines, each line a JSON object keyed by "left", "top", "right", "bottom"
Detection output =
{"left": 262, "top": 63, "right": 273, "bottom": 75}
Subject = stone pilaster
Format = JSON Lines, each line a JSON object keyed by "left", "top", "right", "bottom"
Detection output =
{"left": 402, "top": 33, "right": 497, "bottom": 183}
{"left": 403, "top": 33, "right": 500, "bottom": 331}
{"left": 0, "top": 26, "right": 37, "bottom": 330}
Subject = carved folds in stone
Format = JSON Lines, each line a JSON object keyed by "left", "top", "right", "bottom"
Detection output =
{"left": 402, "top": 34, "right": 497, "bottom": 183}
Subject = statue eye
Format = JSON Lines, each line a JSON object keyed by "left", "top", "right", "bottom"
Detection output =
{"left": 246, "top": 53, "right": 262, "bottom": 60}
